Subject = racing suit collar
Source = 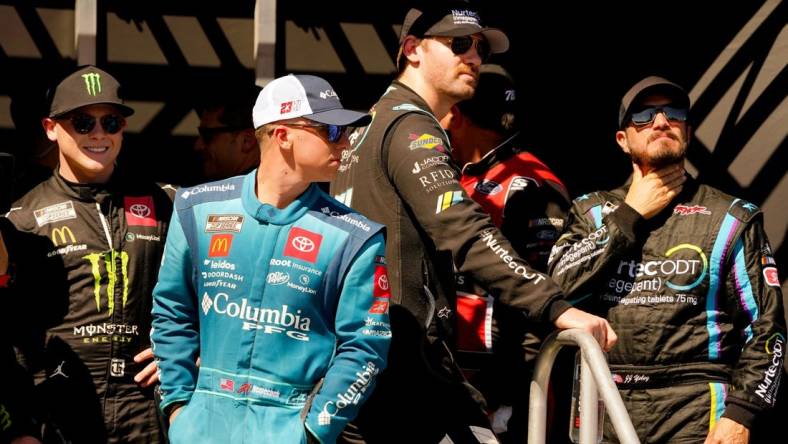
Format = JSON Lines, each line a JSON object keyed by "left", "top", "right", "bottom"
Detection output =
{"left": 241, "top": 169, "right": 320, "bottom": 225}
{"left": 52, "top": 168, "right": 116, "bottom": 203}
{"left": 460, "top": 130, "right": 520, "bottom": 176}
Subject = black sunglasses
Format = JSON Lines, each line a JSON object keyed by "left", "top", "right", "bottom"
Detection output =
{"left": 282, "top": 122, "right": 349, "bottom": 143}
{"left": 629, "top": 106, "right": 688, "bottom": 127}
{"left": 431, "top": 36, "right": 491, "bottom": 63}
{"left": 66, "top": 113, "right": 125, "bottom": 135}
{"left": 197, "top": 126, "right": 247, "bottom": 142}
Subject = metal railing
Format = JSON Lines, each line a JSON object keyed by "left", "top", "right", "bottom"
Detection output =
{"left": 527, "top": 329, "right": 640, "bottom": 444}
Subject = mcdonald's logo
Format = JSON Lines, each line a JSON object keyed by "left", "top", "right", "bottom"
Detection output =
{"left": 209, "top": 234, "right": 233, "bottom": 257}
{"left": 51, "top": 226, "right": 76, "bottom": 246}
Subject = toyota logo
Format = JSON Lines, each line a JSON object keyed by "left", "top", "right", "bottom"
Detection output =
{"left": 378, "top": 275, "right": 389, "bottom": 290}
{"left": 292, "top": 236, "right": 315, "bottom": 252}
{"left": 130, "top": 204, "right": 151, "bottom": 218}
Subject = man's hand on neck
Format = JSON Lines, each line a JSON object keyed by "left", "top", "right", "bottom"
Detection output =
{"left": 624, "top": 162, "right": 686, "bottom": 219}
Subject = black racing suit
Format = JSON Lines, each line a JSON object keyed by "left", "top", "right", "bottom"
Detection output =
{"left": 331, "top": 81, "right": 571, "bottom": 443}
{"left": 548, "top": 177, "right": 786, "bottom": 443}
{"left": 455, "top": 135, "right": 570, "bottom": 442}
{"left": 3, "top": 171, "right": 173, "bottom": 443}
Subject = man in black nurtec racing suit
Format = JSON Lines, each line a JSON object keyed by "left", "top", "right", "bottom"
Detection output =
{"left": 548, "top": 76, "right": 785, "bottom": 443}
{"left": 330, "top": 3, "right": 616, "bottom": 443}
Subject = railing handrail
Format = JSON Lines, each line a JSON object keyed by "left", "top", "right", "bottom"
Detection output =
{"left": 527, "top": 329, "right": 640, "bottom": 444}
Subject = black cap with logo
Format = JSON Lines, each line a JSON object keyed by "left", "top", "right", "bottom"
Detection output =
{"left": 399, "top": 1, "right": 509, "bottom": 54}
{"left": 618, "top": 76, "right": 689, "bottom": 128}
{"left": 457, "top": 64, "right": 518, "bottom": 133}
{"left": 48, "top": 65, "right": 134, "bottom": 118}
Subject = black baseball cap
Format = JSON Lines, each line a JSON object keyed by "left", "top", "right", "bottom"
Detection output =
{"left": 48, "top": 65, "right": 134, "bottom": 118}
{"left": 457, "top": 64, "right": 518, "bottom": 133}
{"left": 399, "top": 1, "right": 509, "bottom": 54}
{"left": 619, "top": 76, "right": 689, "bottom": 128}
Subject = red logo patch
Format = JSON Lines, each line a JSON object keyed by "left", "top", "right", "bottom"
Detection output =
{"left": 209, "top": 234, "right": 233, "bottom": 257}
{"left": 673, "top": 205, "right": 711, "bottom": 216}
{"left": 237, "top": 383, "right": 252, "bottom": 394}
{"left": 219, "top": 378, "right": 234, "bottom": 392}
{"left": 284, "top": 227, "right": 322, "bottom": 263}
{"left": 368, "top": 300, "right": 388, "bottom": 314}
{"left": 124, "top": 196, "right": 157, "bottom": 227}
{"left": 763, "top": 267, "right": 780, "bottom": 287}
{"left": 373, "top": 265, "right": 390, "bottom": 298}
{"left": 280, "top": 101, "right": 293, "bottom": 114}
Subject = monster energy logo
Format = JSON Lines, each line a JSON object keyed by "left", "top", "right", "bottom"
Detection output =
{"left": 82, "top": 72, "right": 102, "bottom": 96}
{"left": 83, "top": 250, "right": 129, "bottom": 315}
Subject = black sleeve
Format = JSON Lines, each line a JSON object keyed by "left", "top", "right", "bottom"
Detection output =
{"left": 385, "top": 114, "right": 570, "bottom": 322}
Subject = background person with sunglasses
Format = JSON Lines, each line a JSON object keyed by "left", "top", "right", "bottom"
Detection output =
{"left": 192, "top": 78, "right": 261, "bottom": 182}
{"left": 1, "top": 65, "right": 172, "bottom": 443}
{"left": 548, "top": 76, "right": 785, "bottom": 444}
{"left": 152, "top": 74, "right": 389, "bottom": 444}
{"left": 331, "top": 2, "right": 616, "bottom": 443}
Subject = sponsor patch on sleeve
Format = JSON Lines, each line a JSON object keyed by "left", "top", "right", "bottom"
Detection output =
{"left": 373, "top": 265, "right": 390, "bottom": 298}
{"left": 436, "top": 191, "right": 463, "bottom": 213}
{"left": 408, "top": 133, "right": 446, "bottom": 151}
{"left": 763, "top": 267, "right": 780, "bottom": 287}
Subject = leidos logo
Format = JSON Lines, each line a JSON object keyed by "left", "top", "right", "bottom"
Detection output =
{"left": 284, "top": 227, "right": 322, "bottom": 263}
{"left": 209, "top": 234, "right": 233, "bottom": 257}
{"left": 51, "top": 226, "right": 76, "bottom": 246}
{"left": 82, "top": 72, "right": 102, "bottom": 96}
{"left": 83, "top": 250, "right": 129, "bottom": 315}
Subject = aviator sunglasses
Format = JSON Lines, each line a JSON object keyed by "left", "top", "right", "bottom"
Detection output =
{"left": 629, "top": 106, "right": 688, "bottom": 127}
{"left": 65, "top": 113, "right": 125, "bottom": 135}
{"left": 281, "top": 122, "right": 349, "bottom": 143}
{"left": 430, "top": 35, "right": 491, "bottom": 63}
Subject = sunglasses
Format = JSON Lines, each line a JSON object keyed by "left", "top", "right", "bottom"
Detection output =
{"left": 66, "top": 113, "right": 125, "bottom": 135}
{"left": 282, "top": 122, "right": 349, "bottom": 143}
{"left": 629, "top": 106, "right": 688, "bottom": 127}
{"left": 431, "top": 36, "right": 491, "bottom": 63}
{"left": 198, "top": 126, "right": 247, "bottom": 142}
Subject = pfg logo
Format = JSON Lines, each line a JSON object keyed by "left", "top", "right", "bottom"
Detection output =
{"left": 267, "top": 272, "right": 290, "bottom": 285}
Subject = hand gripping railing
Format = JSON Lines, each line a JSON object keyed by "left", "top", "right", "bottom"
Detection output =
{"left": 528, "top": 329, "right": 640, "bottom": 444}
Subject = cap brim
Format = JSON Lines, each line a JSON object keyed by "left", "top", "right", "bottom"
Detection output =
{"left": 51, "top": 101, "right": 135, "bottom": 118}
{"left": 429, "top": 26, "right": 509, "bottom": 54}
{"left": 307, "top": 108, "right": 371, "bottom": 127}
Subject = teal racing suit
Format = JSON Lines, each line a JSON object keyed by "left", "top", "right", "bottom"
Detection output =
{"left": 151, "top": 171, "right": 390, "bottom": 444}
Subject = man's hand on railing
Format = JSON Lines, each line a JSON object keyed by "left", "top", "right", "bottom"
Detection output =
{"left": 553, "top": 307, "right": 617, "bottom": 351}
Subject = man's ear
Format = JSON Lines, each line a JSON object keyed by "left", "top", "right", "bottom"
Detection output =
{"left": 42, "top": 117, "right": 58, "bottom": 142}
{"left": 615, "top": 129, "right": 630, "bottom": 154}
{"left": 402, "top": 36, "right": 422, "bottom": 64}
{"left": 271, "top": 125, "right": 292, "bottom": 150}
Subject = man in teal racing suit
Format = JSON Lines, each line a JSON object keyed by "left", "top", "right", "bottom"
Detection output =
{"left": 152, "top": 74, "right": 389, "bottom": 444}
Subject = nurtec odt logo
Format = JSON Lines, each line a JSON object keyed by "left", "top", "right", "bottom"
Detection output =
{"left": 82, "top": 72, "right": 102, "bottom": 96}
{"left": 84, "top": 250, "right": 129, "bottom": 315}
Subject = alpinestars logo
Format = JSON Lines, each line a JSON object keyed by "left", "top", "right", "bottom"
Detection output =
{"left": 82, "top": 72, "right": 102, "bottom": 96}
{"left": 83, "top": 250, "right": 129, "bottom": 316}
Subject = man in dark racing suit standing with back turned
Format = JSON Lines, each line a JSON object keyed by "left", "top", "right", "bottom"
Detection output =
{"left": 331, "top": 2, "right": 615, "bottom": 443}
{"left": 2, "top": 66, "right": 171, "bottom": 443}
{"left": 548, "top": 76, "right": 785, "bottom": 444}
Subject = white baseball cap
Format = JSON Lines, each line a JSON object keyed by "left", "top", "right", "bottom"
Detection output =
{"left": 252, "top": 74, "right": 371, "bottom": 129}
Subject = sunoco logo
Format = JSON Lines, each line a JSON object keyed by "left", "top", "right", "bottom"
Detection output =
{"left": 756, "top": 333, "right": 784, "bottom": 404}
{"left": 318, "top": 362, "right": 379, "bottom": 426}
